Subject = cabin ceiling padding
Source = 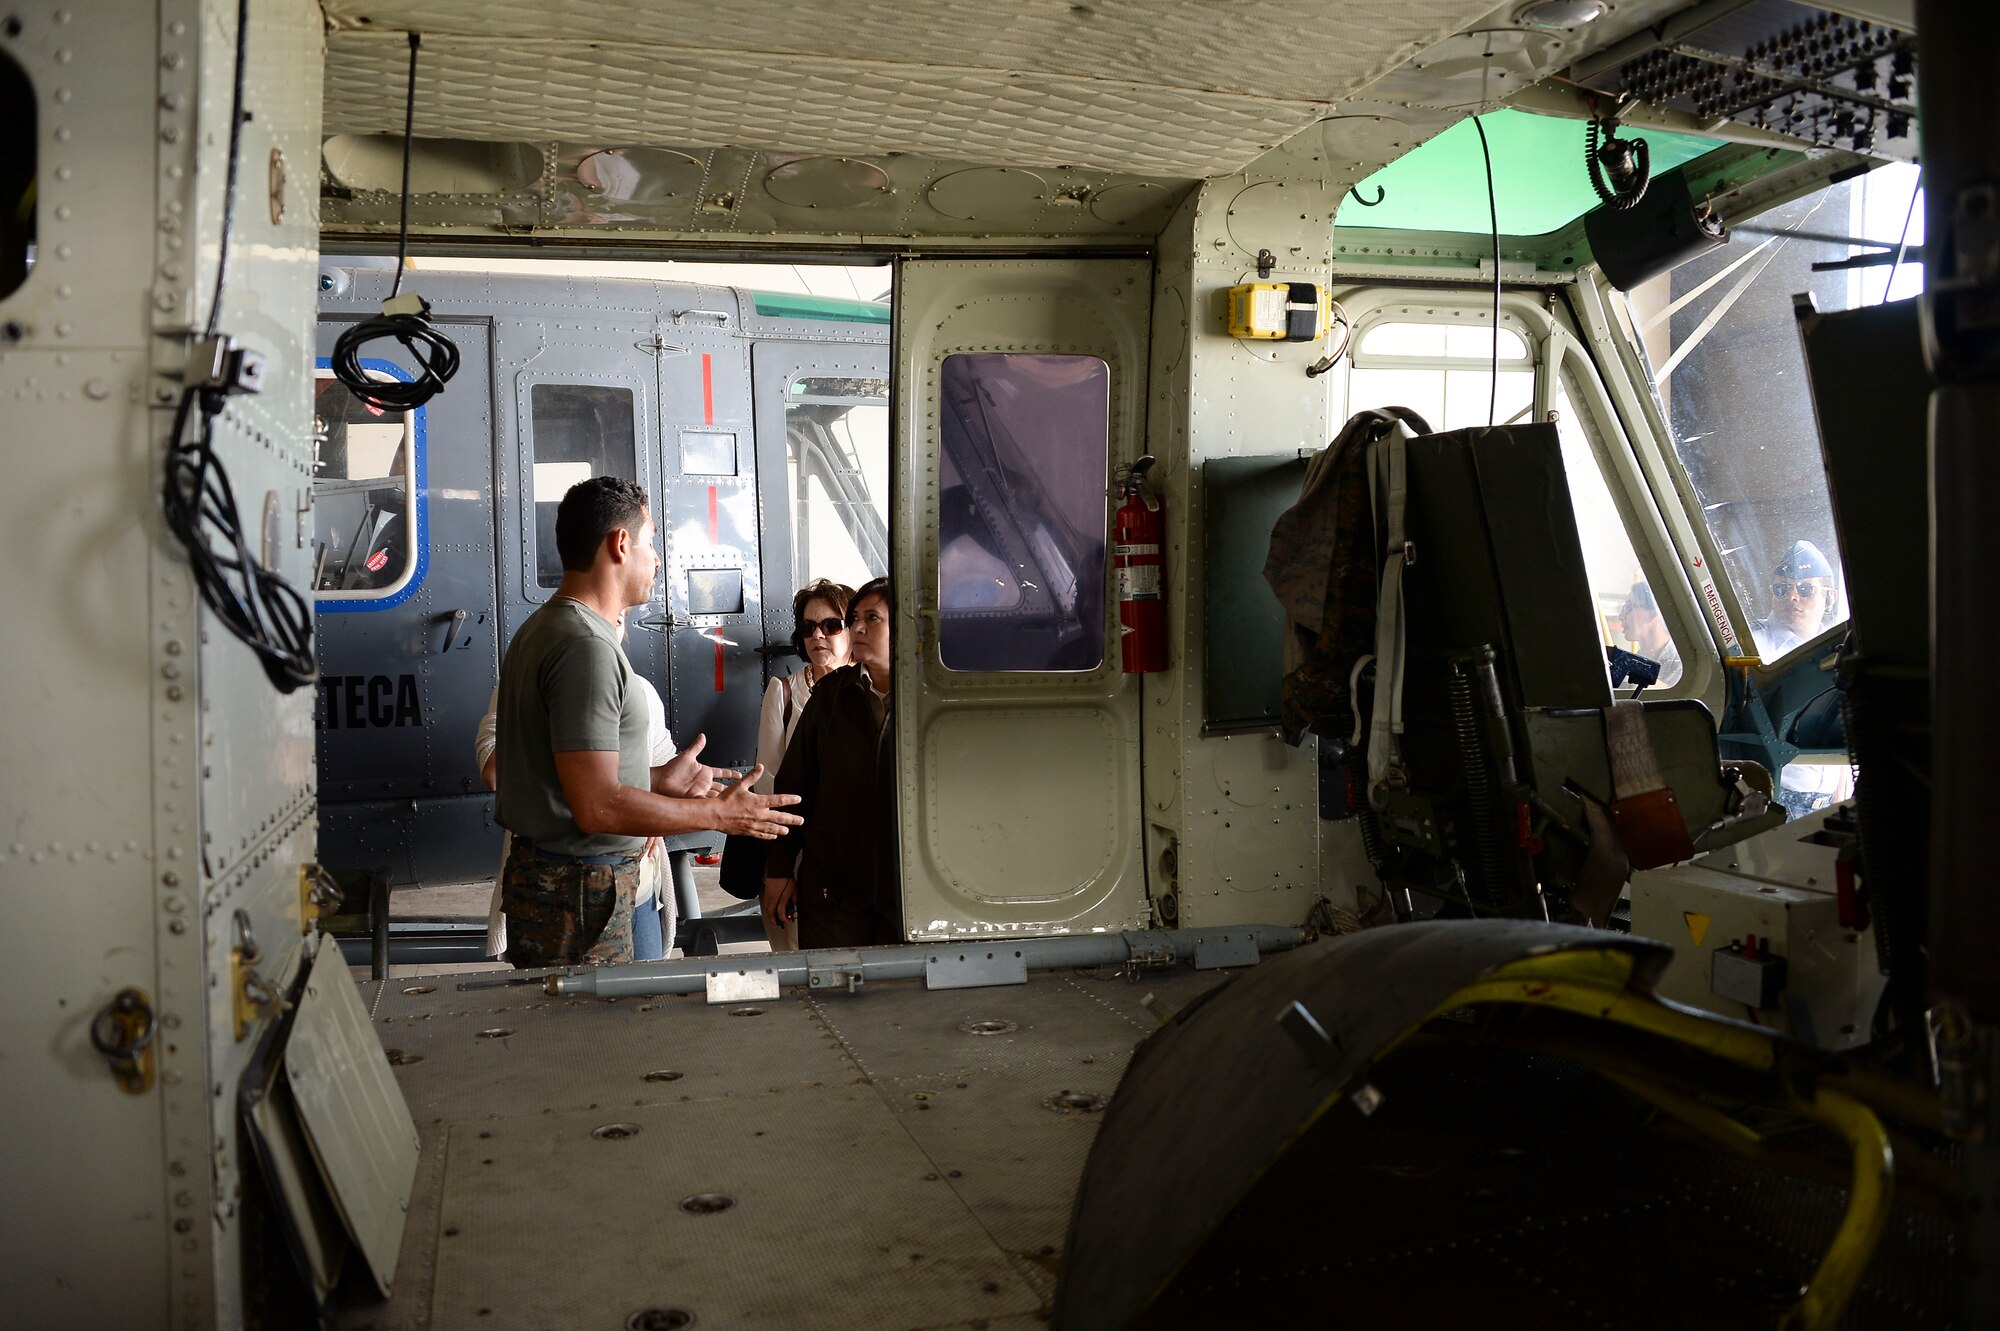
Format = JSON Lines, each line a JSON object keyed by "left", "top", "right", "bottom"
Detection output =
{"left": 318, "top": 0, "right": 1506, "bottom": 179}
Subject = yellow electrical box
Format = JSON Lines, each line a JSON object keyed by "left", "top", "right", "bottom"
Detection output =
{"left": 1225, "top": 281, "right": 1329, "bottom": 341}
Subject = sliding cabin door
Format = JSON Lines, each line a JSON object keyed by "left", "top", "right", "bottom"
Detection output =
{"left": 893, "top": 258, "right": 1154, "bottom": 939}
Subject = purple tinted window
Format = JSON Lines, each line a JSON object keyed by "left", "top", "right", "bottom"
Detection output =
{"left": 938, "top": 354, "right": 1109, "bottom": 672}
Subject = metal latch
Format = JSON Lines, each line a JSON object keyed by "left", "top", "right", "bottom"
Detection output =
{"left": 231, "top": 909, "right": 286, "bottom": 1041}
{"left": 91, "top": 988, "right": 156, "bottom": 1095}
{"left": 185, "top": 334, "right": 267, "bottom": 396}
{"left": 299, "top": 863, "right": 341, "bottom": 934}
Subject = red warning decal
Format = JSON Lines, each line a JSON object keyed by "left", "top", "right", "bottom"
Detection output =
{"left": 712, "top": 629, "right": 726, "bottom": 692}
{"left": 365, "top": 549, "right": 389, "bottom": 573}
{"left": 700, "top": 353, "right": 715, "bottom": 425}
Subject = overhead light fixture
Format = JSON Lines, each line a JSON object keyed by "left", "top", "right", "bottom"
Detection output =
{"left": 1516, "top": 0, "right": 1606, "bottom": 29}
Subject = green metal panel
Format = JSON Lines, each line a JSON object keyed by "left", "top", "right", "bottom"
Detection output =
{"left": 1336, "top": 109, "right": 1724, "bottom": 238}
{"left": 1201, "top": 455, "right": 1308, "bottom": 731}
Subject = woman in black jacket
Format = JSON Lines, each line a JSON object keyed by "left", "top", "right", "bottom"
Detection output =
{"left": 762, "top": 577, "right": 901, "bottom": 949}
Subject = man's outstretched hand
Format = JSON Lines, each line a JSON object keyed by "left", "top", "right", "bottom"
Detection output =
{"left": 714, "top": 763, "right": 802, "bottom": 839}
{"left": 656, "top": 733, "right": 730, "bottom": 798}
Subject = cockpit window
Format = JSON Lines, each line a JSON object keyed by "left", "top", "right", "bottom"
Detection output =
{"left": 1621, "top": 169, "right": 1914, "bottom": 662}
{"left": 937, "top": 353, "right": 1109, "bottom": 673}
{"left": 784, "top": 375, "right": 888, "bottom": 591}
{"left": 0, "top": 48, "right": 35, "bottom": 301}
{"left": 313, "top": 374, "right": 417, "bottom": 598}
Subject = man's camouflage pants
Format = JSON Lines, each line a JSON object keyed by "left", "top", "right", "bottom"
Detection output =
{"left": 501, "top": 840, "right": 637, "bottom": 969}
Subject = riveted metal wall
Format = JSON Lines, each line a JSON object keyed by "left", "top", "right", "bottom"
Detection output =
{"left": 1139, "top": 156, "right": 1340, "bottom": 932}
{"left": 0, "top": 1, "right": 323, "bottom": 1326}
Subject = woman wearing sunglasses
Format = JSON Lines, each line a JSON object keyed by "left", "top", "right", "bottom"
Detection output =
{"left": 741, "top": 578, "right": 854, "bottom": 949}
{"left": 764, "top": 576, "right": 901, "bottom": 951}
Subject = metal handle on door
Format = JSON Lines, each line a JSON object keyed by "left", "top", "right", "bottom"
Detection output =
{"left": 440, "top": 608, "right": 468, "bottom": 653}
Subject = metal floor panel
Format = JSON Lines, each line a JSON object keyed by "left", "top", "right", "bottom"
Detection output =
{"left": 803, "top": 970, "right": 1190, "bottom": 1086}
{"left": 429, "top": 1088, "right": 1043, "bottom": 1331}
{"left": 884, "top": 1063, "right": 1129, "bottom": 1298}
{"left": 333, "top": 962, "right": 1239, "bottom": 1330}
{"left": 372, "top": 989, "right": 861, "bottom": 1125}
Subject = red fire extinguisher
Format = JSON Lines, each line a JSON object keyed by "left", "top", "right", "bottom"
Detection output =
{"left": 1113, "top": 455, "right": 1167, "bottom": 673}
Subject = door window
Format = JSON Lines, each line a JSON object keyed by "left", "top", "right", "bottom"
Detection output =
{"left": 783, "top": 375, "right": 888, "bottom": 591}
{"left": 937, "top": 353, "right": 1109, "bottom": 673}
{"left": 528, "top": 383, "right": 637, "bottom": 588}
{"left": 313, "top": 374, "right": 418, "bottom": 597}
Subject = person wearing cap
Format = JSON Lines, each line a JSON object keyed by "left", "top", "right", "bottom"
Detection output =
{"left": 1619, "top": 582, "right": 1683, "bottom": 688}
{"left": 1750, "top": 539, "right": 1839, "bottom": 660}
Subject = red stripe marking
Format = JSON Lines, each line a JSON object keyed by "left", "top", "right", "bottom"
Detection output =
{"left": 707, "top": 485, "right": 719, "bottom": 543}
{"left": 700, "top": 353, "right": 714, "bottom": 424}
{"left": 712, "top": 630, "right": 726, "bottom": 692}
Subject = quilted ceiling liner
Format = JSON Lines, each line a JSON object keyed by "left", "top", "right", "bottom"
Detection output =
{"left": 319, "top": 0, "right": 1506, "bottom": 180}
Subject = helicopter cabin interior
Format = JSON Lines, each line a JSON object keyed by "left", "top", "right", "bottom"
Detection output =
{"left": 1, "top": 0, "right": 1995, "bottom": 1328}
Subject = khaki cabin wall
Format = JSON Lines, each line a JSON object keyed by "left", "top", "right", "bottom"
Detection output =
{"left": 0, "top": 1, "right": 324, "bottom": 1327}
{"left": 1142, "top": 156, "right": 1374, "bottom": 931}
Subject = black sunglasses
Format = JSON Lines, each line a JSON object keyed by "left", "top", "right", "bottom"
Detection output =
{"left": 801, "top": 617, "right": 847, "bottom": 638}
{"left": 1771, "top": 580, "right": 1828, "bottom": 600}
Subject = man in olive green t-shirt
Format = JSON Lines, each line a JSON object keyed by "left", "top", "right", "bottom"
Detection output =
{"left": 494, "top": 477, "right": 801, "bottom": 968}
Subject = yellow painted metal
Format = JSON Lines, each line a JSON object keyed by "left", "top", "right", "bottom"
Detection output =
{"left": 1782, "top": 1089, "right": 1895, "bottom": 1331}
{"left": 1433, "top": 948, "right": 1780, "bottom": 1071}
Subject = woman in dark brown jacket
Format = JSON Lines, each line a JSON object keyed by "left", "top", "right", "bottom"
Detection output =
{"left": 762, "top": 577, "right": 901, "bottom": 949}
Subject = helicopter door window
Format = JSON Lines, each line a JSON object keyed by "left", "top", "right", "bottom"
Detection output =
{"left": 936, "top": 353, "right": 1109, "bottom": 673}
{"left": 680, "top": 429, "right": 739, "bottom": 476}
{"left": 784, "top": 375, "right": 889, "bottom": 591}
{"left": 528, "top": 383, "right": 637, "bottom": 588}
{"left": 0, "top": 48, "right": 32, "bottom": 301}
{"left": 686, "top": 569, "right": 745, "bottom": 616}
{"left": 312, "top": 374, "right": 417, "bottom": 597}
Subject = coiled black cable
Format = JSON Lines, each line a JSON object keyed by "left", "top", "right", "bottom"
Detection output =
{"left": 329, "top": 31, "right": 458, "bottom": 413}
{"left": 1585, "top": 117, "right": 1651, "bottom": 211}
{"left": 163, "top": 386, "right": 317, "bottom": 692}
{"left": 330, "top": 307, "right": 459, "bottom": 411}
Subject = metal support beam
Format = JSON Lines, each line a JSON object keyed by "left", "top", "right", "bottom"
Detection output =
{"left": 539, "top": 925, "right": 1306, "bottom": 999}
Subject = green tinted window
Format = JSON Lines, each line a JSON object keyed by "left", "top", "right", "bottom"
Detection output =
{"left": 1335, "top": 109, "right": 1722, "bottom": 237}
{"left": 752, "top": 292, "right": 891, "bottom": 325}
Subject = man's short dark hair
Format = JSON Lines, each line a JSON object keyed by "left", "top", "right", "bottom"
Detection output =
{"left": 555, "top": 476, "right": 649, "bottom": 572}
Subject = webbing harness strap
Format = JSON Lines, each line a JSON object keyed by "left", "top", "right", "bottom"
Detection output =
{"left": 1367, "top": 425, "right": 1412, "bottom": 790}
